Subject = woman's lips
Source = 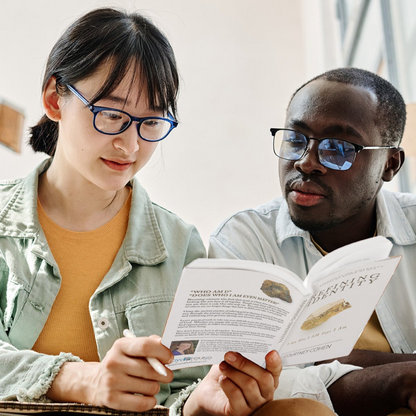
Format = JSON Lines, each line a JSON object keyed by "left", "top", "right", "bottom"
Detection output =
{"left": 102, "top": 159, "right": 133, "bottom": 172}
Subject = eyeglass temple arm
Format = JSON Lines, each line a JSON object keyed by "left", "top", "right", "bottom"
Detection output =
{"left": 66, "top": 85, "right": 91, "bottom": 107}
{"left": 360, "top": 145, "right": 398, "bottom": 150}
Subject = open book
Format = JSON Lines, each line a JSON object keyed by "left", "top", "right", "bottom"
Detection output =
{"left": 161, "top": 236, "right": 401, "bottom": 368}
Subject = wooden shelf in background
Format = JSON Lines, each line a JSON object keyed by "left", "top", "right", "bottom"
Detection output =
{"left": 0, "top": 100, "right": 24, "bottom": 153}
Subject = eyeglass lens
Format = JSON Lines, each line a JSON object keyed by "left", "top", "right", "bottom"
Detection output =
{"left": 95, "top": 110, "right": 172, "bottom": 141}
{"left": 273, "top": 130, "right": 357, "bottom": 171}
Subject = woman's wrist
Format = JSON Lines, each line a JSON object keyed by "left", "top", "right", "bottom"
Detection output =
{"left": 182, "top": 392, "right": 201, "bottom": 416}
{"left": 46, "top": 361, "right": 95, "bottom": 403}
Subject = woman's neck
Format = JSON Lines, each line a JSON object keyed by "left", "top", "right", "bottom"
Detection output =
{"left": 38, "top": 168, "right": 130, "bottom": 232}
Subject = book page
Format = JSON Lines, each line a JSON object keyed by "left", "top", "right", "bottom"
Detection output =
{"left": 279, "top": 256, "right": 401, "bottom": 366}
{"left": 304, "top": 236, "right": 393, "bottom": 288}
{"left": 161, "top": 259, "right": 310, "bottom": 369}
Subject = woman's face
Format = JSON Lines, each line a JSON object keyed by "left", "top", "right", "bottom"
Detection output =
{"left": 178, "top": 342, "right": 192, "bottom": 350}
{"left": 53, "top": 65, "right": 160, "bottom": 192}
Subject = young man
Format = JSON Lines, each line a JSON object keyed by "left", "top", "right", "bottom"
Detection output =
{"left": 209, "top": 68, "right": 416, "bottom": 416}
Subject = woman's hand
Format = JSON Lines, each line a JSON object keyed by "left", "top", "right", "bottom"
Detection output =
{"left": 47, "top": 335, "right": 173, "bottom": 412}
{"left": 183, "top": 350, "right": 282, "bottom": 416}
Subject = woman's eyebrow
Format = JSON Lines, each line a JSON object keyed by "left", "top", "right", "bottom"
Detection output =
{"left": 104, "top": 94, "right": 130, "bottom": 106}
{"left": 101, "top": 94, "right": 165, "bottom": 114}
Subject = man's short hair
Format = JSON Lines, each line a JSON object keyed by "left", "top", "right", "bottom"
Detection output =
{"left": 289, "top": 68, "right": 406, "bottom": 146}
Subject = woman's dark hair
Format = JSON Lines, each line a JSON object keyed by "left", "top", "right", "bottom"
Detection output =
{"left": 29, "top": 8, "right": 179, "bottom": 156}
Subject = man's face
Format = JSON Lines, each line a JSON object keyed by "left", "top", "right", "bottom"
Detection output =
{"left": 279, "top": 79, "right": 390, "bottom": 234}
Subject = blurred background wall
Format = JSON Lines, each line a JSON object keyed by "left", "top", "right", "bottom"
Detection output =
{"left": 0, "top": 0, "right": 415, "bottom": 246}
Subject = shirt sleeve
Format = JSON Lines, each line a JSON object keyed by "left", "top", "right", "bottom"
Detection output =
{"left": 275, "top": 362, "right": 361, "bottom": 412}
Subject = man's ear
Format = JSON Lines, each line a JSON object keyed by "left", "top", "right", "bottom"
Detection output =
{"left": 42, "top": 77, "right": 62, "bottom": 121}
{"left": 382, "top": 148, "right": 405, "bottom": 182}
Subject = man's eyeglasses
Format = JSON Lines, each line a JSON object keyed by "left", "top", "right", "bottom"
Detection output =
{"left": 270, "top": 128, "right": 397, "bottom": 171}
{"left": 66, "top": 84, "right": 178, "bottom": 142}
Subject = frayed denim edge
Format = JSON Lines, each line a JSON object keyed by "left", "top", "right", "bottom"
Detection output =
{"left": 16, "top": 352, "right": 82, "bottom": 402}
{"left": 169, "top": 379, "right": 201, "bottom": 416}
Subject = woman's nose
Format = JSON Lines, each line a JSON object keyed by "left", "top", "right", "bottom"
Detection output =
{"left": 113, "top": 125, "right": 140, "bottom": 155}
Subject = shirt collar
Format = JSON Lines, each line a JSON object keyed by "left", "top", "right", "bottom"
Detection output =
{"left": 376, "top": 189, "right": 416, "bottom": 245}
{"left": 274, "top": 189, "right": 416, "bottom": 248}
{"left": 274, "top": 197, "right": 310, "bottom": 246}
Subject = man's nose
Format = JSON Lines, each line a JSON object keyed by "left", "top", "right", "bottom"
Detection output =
{"left": 294, "top": 140, "right": 327, "bottom": 175}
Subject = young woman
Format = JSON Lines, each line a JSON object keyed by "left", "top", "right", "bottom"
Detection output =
{"left": 171, "top": 341, "right": 194, "bottom": 356}
{"left": 0, "top": 8, "right": 283, "bottom": 416}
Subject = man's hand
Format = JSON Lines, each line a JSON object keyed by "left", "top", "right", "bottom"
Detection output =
{"left": 183, "top": 350, "right": 282, "bottom": 416}
{"left": 47, "top": 335, "right": 174, "bottom": 412}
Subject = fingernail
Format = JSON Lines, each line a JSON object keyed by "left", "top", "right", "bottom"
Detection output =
{"left": 269, "top": 350, "right": 279, "bottom": 362}
{"left": 225, "top": 352, "right": 237, "bottom": 362}
{"left": 219, "top": 361, "right": 228, "bottom": 371}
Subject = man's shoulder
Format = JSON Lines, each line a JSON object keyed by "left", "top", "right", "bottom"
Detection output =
{"left": 211, "top": 196, "right": 285, "bottom": 237}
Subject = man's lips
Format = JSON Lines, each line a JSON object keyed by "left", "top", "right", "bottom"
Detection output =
{"left": 288, "top": 183, "right": 326, "bottom": 207}
{"left": 102, "top": 158, "right": 134, "bottom": 172}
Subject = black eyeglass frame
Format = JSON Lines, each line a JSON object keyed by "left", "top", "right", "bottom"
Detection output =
{"left": 270, "top": 128, "right": 398, "bottom": 171}
{"left": 66, "top": 84, "right": 178, "bottom": 142}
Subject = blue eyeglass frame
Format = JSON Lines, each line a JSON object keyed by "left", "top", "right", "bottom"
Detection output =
{"left": 270, "top": 128, "right": 398, "bottom": 171}
{"left": 66, "top": 84, "right": 178, "bottom": 142}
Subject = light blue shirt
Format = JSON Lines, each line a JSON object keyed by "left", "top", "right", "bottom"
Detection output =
{"left": 0, "top": 159, "right": 209, "bottom": 410}
{"left": 209, "top": 188, "right": 416, "bottom": 409}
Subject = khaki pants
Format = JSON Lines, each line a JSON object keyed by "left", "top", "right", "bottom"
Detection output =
{"left": 252, "top": 398, "right": 336, "bottom": 416}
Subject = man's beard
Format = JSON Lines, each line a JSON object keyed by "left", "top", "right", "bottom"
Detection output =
{"left": 289, "top": 205, "right": 341, "bottom": 234}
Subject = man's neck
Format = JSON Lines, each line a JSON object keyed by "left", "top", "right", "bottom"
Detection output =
{"left": 310, "top": 214, "right": 377, "bottom": 253}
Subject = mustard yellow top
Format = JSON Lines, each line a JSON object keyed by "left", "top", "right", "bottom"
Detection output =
{"left": 32, "top": 190, "right": 131, "bottom": 361}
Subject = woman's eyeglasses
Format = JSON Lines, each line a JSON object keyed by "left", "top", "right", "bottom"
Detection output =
{"left": 67, "top": 84, "right": 178, "bottom": 142}
{"left": 270, "top": 128, "right": 397, "bottom": 171}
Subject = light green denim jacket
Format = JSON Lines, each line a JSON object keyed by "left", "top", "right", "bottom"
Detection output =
{"left": 0, "top": 159, "right": 209, "bottom": 410}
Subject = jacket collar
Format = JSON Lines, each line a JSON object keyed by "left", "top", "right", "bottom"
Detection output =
{"left": 124, "top": 177, "right": 168, "bottom": 265}
{"left": 0, "top": 158, "right": 48, "bottom": 238}
{"left": 0, "top": 158, "right": 167, "bottom": 266}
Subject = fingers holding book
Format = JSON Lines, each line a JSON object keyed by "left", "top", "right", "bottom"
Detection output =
{"left": 219, "top": 350, "right": 281, "bottom": 401}
{"left": 47, "top": 335, "right": 174, "bottom": 412}
{"left": 182, "top": 351, "right": 281, "bottom": 416}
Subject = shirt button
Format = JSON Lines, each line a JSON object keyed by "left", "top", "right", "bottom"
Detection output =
{"left": 98, "top": 317, "right": 110, "bottom": 329}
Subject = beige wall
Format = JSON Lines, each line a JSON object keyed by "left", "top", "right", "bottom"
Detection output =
{"left": 0, "top": 0, "right": 314, "bottom": 246}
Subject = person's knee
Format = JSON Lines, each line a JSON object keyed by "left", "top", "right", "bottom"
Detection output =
{"left": 252, "top": 398, "right": 336, "bottom": 416}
